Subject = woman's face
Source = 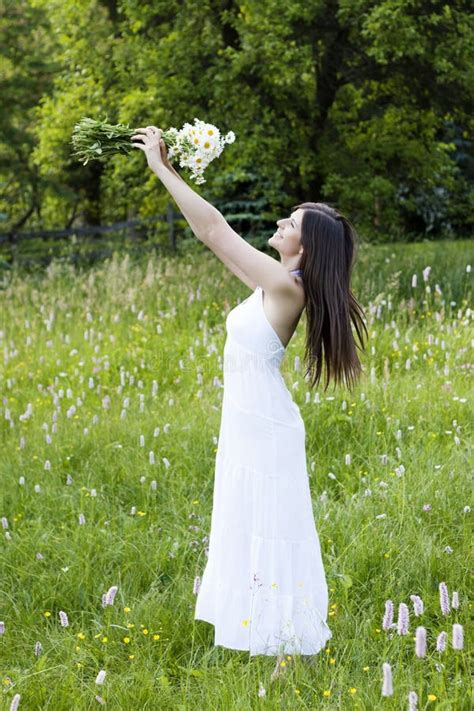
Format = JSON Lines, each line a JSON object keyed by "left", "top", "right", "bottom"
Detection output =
{"left": 269, "top": 208, "right": 304, "bottom": 257}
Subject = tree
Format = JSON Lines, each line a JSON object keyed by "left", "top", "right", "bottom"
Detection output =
{"left": 1, "top": 0, "right": 472, "bottom": 240}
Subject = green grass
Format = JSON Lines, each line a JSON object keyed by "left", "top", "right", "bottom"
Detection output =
{"left": 0, "top": 240, "right": 472, "bottom": 710}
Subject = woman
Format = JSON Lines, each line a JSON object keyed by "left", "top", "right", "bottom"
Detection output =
{"left": 131, "top": 126, "right": 368, "bottom": 666}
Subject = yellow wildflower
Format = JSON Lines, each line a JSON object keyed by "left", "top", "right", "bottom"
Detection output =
{"left": 323, "top": 690, "right": 331, "bottom": 697}
{"left": 124, "top": 606, "right": 131, "bottom": 613}
{"left": 77, "top": 632, "right": 85, "bottom": 640}
{"left": 428, "top": 695, "right": 437, "bottom": 702}
{"left": 123, "top": 637, "right": 130, "bottom": 644}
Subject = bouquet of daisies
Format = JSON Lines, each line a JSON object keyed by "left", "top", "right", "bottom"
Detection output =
{"left": 71, "top": 116, "right": 235, "bottom": 184}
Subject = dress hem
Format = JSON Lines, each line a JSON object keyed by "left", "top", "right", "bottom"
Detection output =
{"left": 195, "top": 615, "right": 333, "bottom": 657}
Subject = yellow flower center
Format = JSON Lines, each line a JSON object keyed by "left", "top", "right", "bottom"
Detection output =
{"left": 208, "top": 130, "right": 214, "bottom": 135}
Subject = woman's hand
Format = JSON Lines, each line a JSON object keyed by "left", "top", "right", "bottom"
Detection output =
{"left": 131, "top": 125, "right": 170, "bottom": 175}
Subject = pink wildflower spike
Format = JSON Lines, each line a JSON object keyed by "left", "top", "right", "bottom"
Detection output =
{"left": 193, "top": 576, "right": 201, "bottom": 595}
{"left": 451, "top": 591, "right": 459, "bottom": 609}
{"left": 258, "top": 681, "right": 266, "bottom": 697}
{"left": 10, "top": 693, "right": 21, "bottom": 711}
{"left": 452, "top": 623, "right": 464, "bottom": 650}
{"left": 34, "top": 640, "right": 43, "bottom": 656}
{"left": 59, "top": 610, "right": 69, "bottom": 627}
{"left": 436, "top": 631, "right": 447, "bottom": 652}
{"left": 381, "top": 662, "right": 393, "bottom": 696}
{"left": 95, "top": 669, "right": 106, "bottom": 685}
{"left": 410, "top": 594, "right": 424, "bottom": 616}
{"left": 408, "top": 690, "right": 418, "bottom": 710}
{"left": 415, "top": 626, "right": 427, "bottom": 658}
{"left": 439, "top": 582, "right": 450, "bottom": 615}
{"left": 396, "top": 602, "right": 409, "bottom": 635}
{"left": 101, "top": 593, "right": 107, "bottom": 608}
{"left": 0, "top": 621, "right": 5, "bottom": 635}
{"left": 105, "top": 585, "right": 118, "bottom": 606}
{"left": 382, "top": 600, "right": 393, "bottom": 630}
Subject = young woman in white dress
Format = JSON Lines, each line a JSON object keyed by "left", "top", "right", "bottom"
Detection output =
{"left": 131, "top": 126, "right": 368, "bottom": 671}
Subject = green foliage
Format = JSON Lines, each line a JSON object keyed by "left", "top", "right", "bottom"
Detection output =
{"left": 0, "top": 0, "right": 472, "bottom": 239}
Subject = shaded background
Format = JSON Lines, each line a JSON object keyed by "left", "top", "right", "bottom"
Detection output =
{"left": 1, "top": 0, "right": 473, "bottom": 247}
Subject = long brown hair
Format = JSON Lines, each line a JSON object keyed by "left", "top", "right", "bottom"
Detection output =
{"left": 293, "top": 202, "right": 368, "bottom": 392}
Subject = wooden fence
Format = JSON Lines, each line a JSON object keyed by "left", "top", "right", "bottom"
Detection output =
{"left": 0, "top": 203, "right": 180, "bottom": 266}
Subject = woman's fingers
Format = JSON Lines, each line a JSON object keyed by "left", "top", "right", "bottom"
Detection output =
{"left": 133, "top": 126, "right": 161, "bottom": 134}
{"left": 131, "top": 125, "right": 162, "bottom": 141}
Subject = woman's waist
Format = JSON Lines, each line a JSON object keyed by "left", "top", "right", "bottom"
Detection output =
{"left": 222, "top": 387, "right": 304, "bottom": 429}
{"left": 224, "top": 332, "right": 284, "bottom": 365}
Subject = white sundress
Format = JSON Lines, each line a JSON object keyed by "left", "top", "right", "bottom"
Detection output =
{"left": 194, "top": 284, "right": 333, "bottom": 656}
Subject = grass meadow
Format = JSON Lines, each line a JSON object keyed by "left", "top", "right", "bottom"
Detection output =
{"left": 0, "top": 238, "right": 472, "bottom": 710}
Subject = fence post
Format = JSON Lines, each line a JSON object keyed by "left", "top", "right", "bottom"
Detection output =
{"left": 127, "top": 207, "right": 138, "bottom": 242}
{"left": 167, "top": 202, "right": 176, "bottom": 251}
{"left": 9, "top": 231, "right": 18, "bottom": 262}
